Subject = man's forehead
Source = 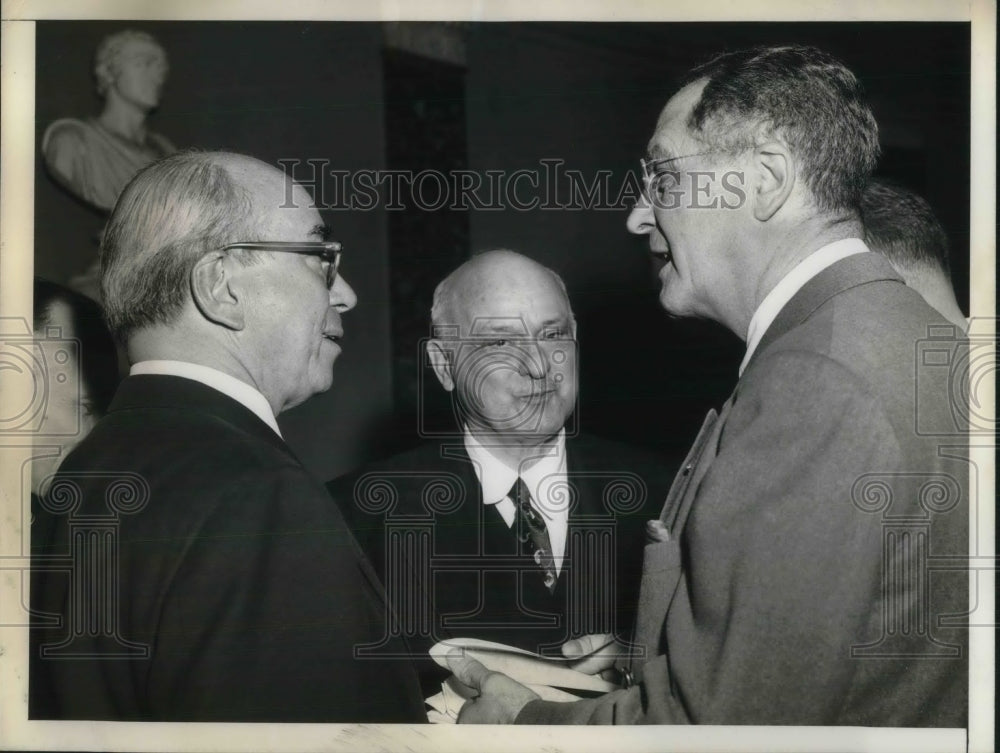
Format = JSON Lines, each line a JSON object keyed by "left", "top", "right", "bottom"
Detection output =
{"left": 467, "top": 308, "right": 571, "bottom": 330}
{"left": 281, "top": 177, "right": 317, "bottom": 209}
{"left": 647, "top": 79, "right": 706, "bottom": 159}
{"left": 456, "top": 279, "right": 571, "bottom": 327}
{"left": 258, "top": 204, "right": 326, "bottom": 240}
{"left": 230, "top": 160, "right": 312, "bottom": 207}
{"left": 243, "top": 173, "right": 325, "bottom": 238}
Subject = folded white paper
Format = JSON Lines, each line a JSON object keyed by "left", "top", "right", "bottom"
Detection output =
{"left": 424, "top": 637, "right": 620, "bottom": 723}
{"left": 430, "top": 637, "right": 619, "bottom": 692}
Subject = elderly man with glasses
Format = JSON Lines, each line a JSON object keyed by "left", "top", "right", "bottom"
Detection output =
{"left": 450, "top": 45, "right": 968, "bottom": 729}
{"left": 29, "top": 151, "right": 425, "bottom": 722}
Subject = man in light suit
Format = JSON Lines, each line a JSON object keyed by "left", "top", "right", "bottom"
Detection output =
{"left": 330, "top": 249, "right": 673, "bottom": 692}
{"left": 30, "top": 151, "right": 425, "bottom": 721}
{"left": 451, "top": 45, "right": 968, "bottom": 727}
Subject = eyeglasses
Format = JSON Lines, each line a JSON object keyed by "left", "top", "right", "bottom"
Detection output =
{"left": 639, "top": 152, "right": 714, "bottom": 193}
{"left": 220, "top": 241, "right": 342, "bottom": 289}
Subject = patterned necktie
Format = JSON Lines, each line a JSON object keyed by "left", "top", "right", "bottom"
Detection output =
{"left": 511, "top": 477, "right": 557, "bottom": 593}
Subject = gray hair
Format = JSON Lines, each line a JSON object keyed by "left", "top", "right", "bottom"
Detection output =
{"left": 681, "top": 45, "right": 880, "bottom": 214}
{"left": 94, "top": 29, "right": 166, "bottom": 97}
{"left": 100, "top": 150, "right": 257, "bottom": 342}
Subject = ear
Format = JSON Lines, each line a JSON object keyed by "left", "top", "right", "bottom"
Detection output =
{"left": 190, "top": 252, "right": 245, "bottom": 331}
{"left": 426, "top": 339, "right": 455, "bottom": 392}
{"left": 94, "top": 63, "right": 115, "bottom": 94}
{"left": 751, "top": 141, "right": 795, "bottom": 222}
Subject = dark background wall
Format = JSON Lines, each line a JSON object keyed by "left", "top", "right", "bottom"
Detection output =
{"left": 34, "top": 21, "right": 971, "bottom": 481}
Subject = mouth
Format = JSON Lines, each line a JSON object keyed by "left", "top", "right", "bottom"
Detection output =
{"left": 322, "top": 330, "right": 343, "bottom": 344}
{"left": 516, "top": 387, "right": 556, "bottom": 400}
{"left": 650, "top": 246, "right": 673, "bottom": 266}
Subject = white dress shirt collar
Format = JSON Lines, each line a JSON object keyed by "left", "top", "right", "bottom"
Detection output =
{"left": 130, "top": 360, "right": 282, "bottom": 438}
{"left": 740, "top": 238, "right": 870, "bottom": 375}
{"left": 463, "top": 428, "right": 569, "bottom": 575}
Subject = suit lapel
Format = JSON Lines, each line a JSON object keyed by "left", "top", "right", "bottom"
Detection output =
{"left": 659, "top": 409, "right": 719, "bottom": 534}
{"left": 668, "top": 397, "right": 733, "bottom": 536}
{"left": 629, "top": 399, "right": 732, "bottom": 670}
{"left": 437, "top": 443, "right": 508, "bottom": 556}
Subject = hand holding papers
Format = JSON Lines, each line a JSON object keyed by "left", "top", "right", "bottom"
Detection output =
{"left": 561, "top": 632, "right": 625, "bottom": 679}
{"left": 426, "top": 637, "right": 621, "bottom": 723}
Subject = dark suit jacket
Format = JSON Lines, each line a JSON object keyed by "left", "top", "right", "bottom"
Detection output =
{"left": 328, "top": 434, "right": 674, "bottom": 690}
{"left": 518, "top": 253, "right": 969, "bottom": 726}
{"left": 29, "top": 375, "right": 424, "bottom": 722}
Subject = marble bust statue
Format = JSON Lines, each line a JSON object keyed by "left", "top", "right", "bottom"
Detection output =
{"left": 42, "top": 29, "right": 177, "bottom": 213}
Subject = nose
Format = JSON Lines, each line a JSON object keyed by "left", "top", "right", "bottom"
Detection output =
{"left": 626, "top": 194, "right": 655, "bottom": 236}
{"left": 330, "top": 274, "right": 358, "bottom": 312}
{"left": 520, "top": 340, "right": 556, "bottom": 380}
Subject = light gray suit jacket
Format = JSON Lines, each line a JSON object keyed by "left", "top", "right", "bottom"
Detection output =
{"left": 518, "top": 253, "right": 969, "bottom": 726}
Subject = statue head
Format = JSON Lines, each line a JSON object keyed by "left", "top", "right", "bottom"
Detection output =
{"left": 93, "top": 30, "right": 169, "bottom": 110}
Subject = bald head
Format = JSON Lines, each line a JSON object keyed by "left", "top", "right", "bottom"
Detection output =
{"left": 219, "top": 152, "right": 315, "bottom": 216}
{"left": 431, "top": 250, "right": 574, "bottom": 337}
{"left": 102, "top": 151, "right": 289, "bottom": 342}
{"left": 427, "top": 250, "right": 578, "bottom": 450}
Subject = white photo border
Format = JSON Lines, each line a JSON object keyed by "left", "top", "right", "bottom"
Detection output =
{"left": 1, "top": 1, "right": 993, "bottom": 751}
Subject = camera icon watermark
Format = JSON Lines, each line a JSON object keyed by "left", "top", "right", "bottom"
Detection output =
{"left": 915, "top": 319, "right": 997, "bottom": 436}
{"left": 0, "top": 317, "right": 81, "bottom": 436}
{"left": 419, "top": 316, "right": 580, "bottom": 440}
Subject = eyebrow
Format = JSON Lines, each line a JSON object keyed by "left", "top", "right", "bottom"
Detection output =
{"left": 645, "top": 143, "right": 671, "bottom": 161}
{"left": 475, "top": 318, "right": 571, "bottom": 336}
{"left": 475, "top": 323, "right": 527, "bottom": 336}
{"left": 645, "top": 151, "right": 680, "bottom": 166}
{"left": 310, "top": 224, "right": 334, "bottom": 242}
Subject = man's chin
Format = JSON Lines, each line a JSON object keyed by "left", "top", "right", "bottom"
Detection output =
{"left": 282, "top": 375, "right": 336, "bottom": 412}
{"left": 467, "top": 417, "right": 563, "bottom": 445}
{"left": 658, "top": 284, "right": 690, "bottom": 317}
{"left": 316, "top": 373, "right": 336, "bottom": 395}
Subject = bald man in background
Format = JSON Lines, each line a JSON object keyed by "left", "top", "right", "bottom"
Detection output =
{"left": 330, "top": 249, "right": 672, "bottom": 697}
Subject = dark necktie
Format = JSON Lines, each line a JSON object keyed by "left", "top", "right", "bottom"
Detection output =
{"left": 510, "top": 477, "right": 557, "bottom": 593}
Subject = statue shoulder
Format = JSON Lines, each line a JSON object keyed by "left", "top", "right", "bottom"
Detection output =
{"left": 40, "top": 118, "right": 113, "bottom": 209}
{"left": 41, "top": 118, "right": 96, "bottom": 157}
